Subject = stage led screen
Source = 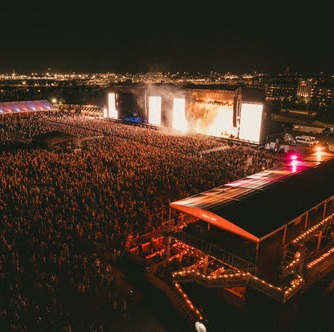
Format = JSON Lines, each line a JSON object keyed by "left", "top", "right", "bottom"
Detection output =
{"left": 107, "top": 93, "right": 118, "bottom": 119}
{"left": 193, "top": 104, "right": 234, "bottom": 137}
{"left": 148, "top": 96, "right": 162, "bottom": 126}
{"left": 239, "top": 103, "right": 263, "bottom": 143}
{"left": 172, "top": 98, "right": 187, "bottom": 132}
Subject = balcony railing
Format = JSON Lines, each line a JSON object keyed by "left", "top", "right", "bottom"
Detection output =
{"left": 173, "top": 231, "right": 257, "bottom": 273}
{"left": 173, "top": 269, "right": 248, "bottom": 288}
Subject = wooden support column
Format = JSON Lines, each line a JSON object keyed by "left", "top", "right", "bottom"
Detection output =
{"left": 323, "top": 200, "right": 328, "bottom": 219}
{"left": 255, "top": 242, "right": 260, "bottom": 265}
{"left": 282, "top": 225, "right": 288, "bottom": 246}
{"left": 316, "top": 230, "right": 323, "bottom": 253}
{"left": 166, "top": 236, "right": 172, "bottom": 261}
{"left": 168, "top": 200, "right": 171, "bottom": 222}
{"left": 304, "top": 211, "right": 309, "bottom": 228}
{"left": 203, "top": 255, "right": 209, "bottom": 276}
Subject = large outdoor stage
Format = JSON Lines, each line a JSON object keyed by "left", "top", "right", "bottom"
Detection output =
{"left": 106, "top": 84, "right": 266, "bottom": 144}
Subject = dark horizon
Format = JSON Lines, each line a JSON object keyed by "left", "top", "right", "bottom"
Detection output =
{"left": 1, "top": 0, "right": 333, "bottom": 75}
{"left": 2, "top": 68, "right": 334, "bottom": 76}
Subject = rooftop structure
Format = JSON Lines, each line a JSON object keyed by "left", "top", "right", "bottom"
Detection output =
{"left": 170, "top": 151, "right": 334, "bottom": 243}
{"left": 167, "top": 150, "right": 334, "bottom": 303}
{"left": 127, "top": 150, "right": 334, "bottom": 315}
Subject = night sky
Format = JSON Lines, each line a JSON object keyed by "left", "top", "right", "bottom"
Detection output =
{"left": 1, "top": 0, "right": 334, "bottom": 74}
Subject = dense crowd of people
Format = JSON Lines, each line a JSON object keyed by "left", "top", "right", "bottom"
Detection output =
{"left": 0, "top": 112, "right": 280, "bottom": 331}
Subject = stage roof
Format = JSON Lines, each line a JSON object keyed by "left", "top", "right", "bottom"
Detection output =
{"left": 184, "top": 84, "right": 241, "bottom": 92}
{"left": 170, "top": 151, "right": 334, "bottom": 243}
{"left": 0, "top": 100, "right": 57, "bottom": 114}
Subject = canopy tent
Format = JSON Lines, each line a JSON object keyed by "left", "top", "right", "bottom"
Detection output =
{"left": 0, "top": 100, "right": 57, "bottom": 114}
{"left": 170, "top": 151, "right": 334, "bottom": 243}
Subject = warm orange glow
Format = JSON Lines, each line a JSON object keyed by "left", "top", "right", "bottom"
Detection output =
{"left": 292, "top": 213, "right": 334, "bottom": 244}
{"left": 174, "top": 282, "right": 203, "bottom": 320}
{"left": 315, "top": 150, "right": 322, "bottom": 161}
{"left": 307, "top": 247, "right": 334, "bottom": 269}
{"left": 192, "top": 104, "right": 236, "bottom": 137}
{"left": 170, "top": 203, "right": 260, "bottom": 243}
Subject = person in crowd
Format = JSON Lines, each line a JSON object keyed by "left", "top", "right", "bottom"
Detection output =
{"left": 0, "top": 111, "right": 279, "bottom": 330}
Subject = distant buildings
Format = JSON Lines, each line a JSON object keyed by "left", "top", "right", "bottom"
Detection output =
{"left": 0, "top": 71, "right": 334, "bottom": 119}
{"left": 265, "top": 81, "right": 298, "bottom": 101}
{"left": 297, "top": 79, "right": 313, "bottom": 98}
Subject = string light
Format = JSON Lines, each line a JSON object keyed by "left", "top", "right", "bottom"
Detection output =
{"left": 174, "top": 282, "right": 203, "bottom": 320}
{"left": 292, "top": 213, "right": 334, "bottom": 244}
{"left": 306, "top": 247, "right": 334, "bottom": 269}
{"left": 173, "top": 268, "right": 305, "bottom": 299}
{"left": 130, "top": 210, "right": 332, "bottom": 305}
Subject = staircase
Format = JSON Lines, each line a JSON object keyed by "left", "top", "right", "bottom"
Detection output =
{"left": 144, "top": 270, "right": 203, "bottom": 329}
